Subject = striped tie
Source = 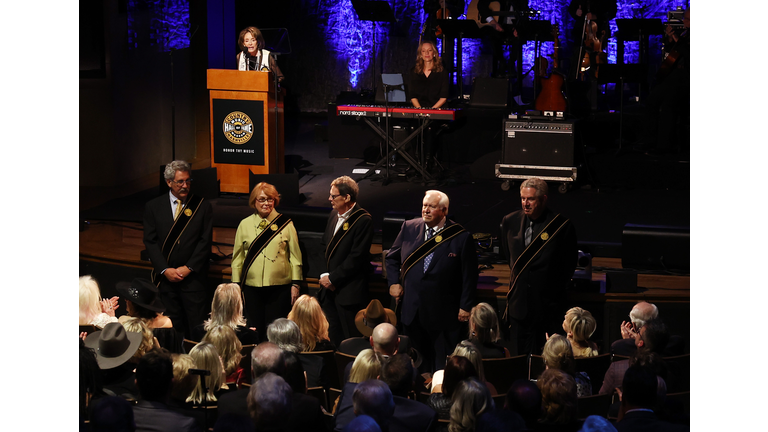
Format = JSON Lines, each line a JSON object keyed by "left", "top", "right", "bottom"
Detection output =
{"left": 525, "top": 220, "right": 533, "bottom": 246}
{"left": 424, "top": 227, "right": 435, "bottom": 272}
{"left": 174, "top": 199, "right": 182, "bottom": 220}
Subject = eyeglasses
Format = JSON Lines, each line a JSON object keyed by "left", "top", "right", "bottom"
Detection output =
{"left": 256, "top": 197, "right": 275, "bottom": 203}
{"left": 172, "top": 179, "right": 193, "bottom": 186}
{"left": 330, "top": 194, "right": 342, "bottom": 200}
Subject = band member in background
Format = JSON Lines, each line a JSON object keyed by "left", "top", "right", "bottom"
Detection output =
{"left": 477, "top": 0, "right": 530, "bottom": 82}
{"left": 406, "top": 41, "right": 450, "bottom": 173}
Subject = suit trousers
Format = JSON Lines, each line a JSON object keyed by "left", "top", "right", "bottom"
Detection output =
{"left": 242, "top": 283, "right": 291, "bottom": 342}
{"left": 404, "top": 311, "right": 463, "bottom": 373}
{"left": 319, "top": 289, "right": 362, "bottom": 348}
{"left": 158, "top": 273, "right": 209, "bottom": 339}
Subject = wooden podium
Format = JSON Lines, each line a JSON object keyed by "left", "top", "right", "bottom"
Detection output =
{"left": 207, "top": 69, "right": 284, "bottom": 193}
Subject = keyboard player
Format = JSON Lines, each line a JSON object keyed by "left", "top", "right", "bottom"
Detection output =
{"left": 406, "top": 41, "right": 449, "bottom": 174}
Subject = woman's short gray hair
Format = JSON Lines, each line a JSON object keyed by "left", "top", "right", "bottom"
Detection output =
{"left": 164, "top": 160, "right": 191, "bottom": 180}
{"left": 267, "top": 318, "right": 303, "bottom": 353}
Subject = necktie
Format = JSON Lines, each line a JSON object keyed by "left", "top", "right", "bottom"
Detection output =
{"left": 525, "top": 220, "right": 533, "bottom": 246}
{"left": 424, "top": 228, "right": 435, "bottom": 272}
{"left": 174, "top": 199, "right": 182, "bottom": 220}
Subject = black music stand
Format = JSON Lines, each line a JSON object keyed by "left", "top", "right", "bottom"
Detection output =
{"left": 352, "top": 0, "right": 396, "bottom": 94}
{"left": 435, "top": 19, "right": 484, "bottom": 98}
{"left": 597, "top": 64, "right": 646, "bottom": 151}
{"left": 517, "top": 20, "right": 552, "bottom": 104}
{"left": 379, "top": 73, "right": 406, "bottom": 183}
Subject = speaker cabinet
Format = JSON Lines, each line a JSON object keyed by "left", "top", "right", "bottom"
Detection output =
{"left": 496, "top": 120, "right": 577, "bottom": 181}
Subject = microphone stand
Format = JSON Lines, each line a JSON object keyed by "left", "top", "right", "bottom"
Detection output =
{"left": 382, "top": 82, "right": 393, "bottom": 185}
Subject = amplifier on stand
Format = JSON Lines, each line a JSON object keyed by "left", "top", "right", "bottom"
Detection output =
{"left": 495, "top": 119, "right": 577, "bottom": 191}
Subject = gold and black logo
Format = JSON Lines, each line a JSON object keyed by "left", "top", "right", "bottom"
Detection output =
{"left": 223, "top": 111, "right": 254, "bottom": 144}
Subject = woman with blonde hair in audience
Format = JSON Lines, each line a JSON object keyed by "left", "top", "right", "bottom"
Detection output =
{"left": 348, "top": 349, "right": 382, "bottom": 383}
{"left": 562, "top": 307, "right": 598, "bottom": 358}
{"left": 122, "top": 317, "right": 160, "bottom": 363}
{"left": 193, "top": 282, "right": 259, "bottom": 344}
{"left": 187, "top": 342, "right": 228, "bottom": 405}
{"left": 287, "top": 294, "right": 335, "bottom": 352}
{"left": 466, "top": 302, "right": 509, "bottom": 359}
{"left": 79, "top": 275, "right": 119, "bottom": 329}
{"left": 541, "top": 334, "right": 592, "bottom": 397}
{"left": 202, "top": 325, "right": 246, "bottom": 388}
{"left": 448, "top": 376, "right": 495, "bottom": 432}
{"left": 536, "top": 368, "right": 582, "bottom": 431}
{"left": 432, "top": 340, "right": 497, "bottom": 396}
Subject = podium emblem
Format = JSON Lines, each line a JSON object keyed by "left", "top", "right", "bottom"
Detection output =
{"left": 223, "top": 111, "right": 254, "bottom": 144}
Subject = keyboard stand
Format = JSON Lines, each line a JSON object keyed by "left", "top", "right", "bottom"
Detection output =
{"left": 360, "top": 117, "right": 434, "bottom": 182}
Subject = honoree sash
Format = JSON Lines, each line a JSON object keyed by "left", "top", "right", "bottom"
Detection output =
{"left": 503, "top": 213, "right": 570, "bottom": 319}
{"left": 400, "top": 223, "right": 466, "bottom": 281}
{"left": 151, "top": 194, "right": 205, "bottom": 286}
{"left": 240, "top": 213, "right": 292, "bottom": 281}
{"left": 324, "top": 208, "right": 371, "bottom": 268}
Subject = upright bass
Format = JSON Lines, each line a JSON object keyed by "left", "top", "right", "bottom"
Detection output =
{"left": 534, "top": 24, "right": 567, "bottom": 112}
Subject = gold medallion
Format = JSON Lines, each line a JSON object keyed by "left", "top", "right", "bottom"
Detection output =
{"left": 184, "top": 209, "right": 192, "bottom": 217}
{"left": 435, "top": 235, "right": 443, "bottom": 243}
{"left": 258, "top": 220, "right": 268, "bottom": 229}
{"left": 343, "top": 222, "right": 349, "bottom": 231}
{"left": 271, "top": 224, "right": 278, "bottom": 231}
{"left": 541, "top": 232, "right": 549, "bottom": 241}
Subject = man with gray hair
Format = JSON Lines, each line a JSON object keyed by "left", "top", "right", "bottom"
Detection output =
{"left": 611, "top": 302, "right": 684, "bottom": 357}
{"left": 386, "top": 190, "right": 477, "bottom": 372}
{"left": 501, "top": 178, "right": 577, "bottom": 356}
{"left": 143, "top": 160, "right": 213, "bottom": 338}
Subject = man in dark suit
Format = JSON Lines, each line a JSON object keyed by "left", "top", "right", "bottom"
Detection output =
{"left": 501, "top": 178, "right": 577, "bottom": 356}
{"left": 615, "top": 365, "right": 689, "bottom": 432}
{"left": 319, "top": 176, "right": 374, "bottom": 347}
{"left": 133, "top": 349, "right": 201, "bottom": 432}
{"left": 143, "top": 160, "right": 213, "bottom": 338}
{"left": 380, "top": 354, "right": 438, "bottom": 432}
{"left": 217, "top": 342, "right": 329, "bottom": 431}
{"left": 386, "top": 190, "right": 477, "bottom": 372}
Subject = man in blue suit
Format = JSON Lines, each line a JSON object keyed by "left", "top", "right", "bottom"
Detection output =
{"left": 385, "top": 190, "right": 477, "bottom": 372}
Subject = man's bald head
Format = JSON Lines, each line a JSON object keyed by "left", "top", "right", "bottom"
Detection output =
{"left": 251, "top": 341, "right": 285, "bottom": 380}
{"left": 371, "top": 323, "right": 399, "bottom": 356}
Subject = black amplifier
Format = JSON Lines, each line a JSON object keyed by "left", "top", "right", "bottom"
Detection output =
{"left": 495, "top": 119, "right": 577, "bottom": 183}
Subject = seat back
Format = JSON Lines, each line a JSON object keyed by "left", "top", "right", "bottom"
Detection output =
{"left": 576, "top": 392, "right": 612, "bottom": 420}
{"left": 334, "top": 351, "right": 357, "bottom": 388}
{"left": 664, "top": 353, "right": 690, "bottom": 392}
{"left": 491, "top": 393, "right": 507, "bottom": 410}
{"left": 573, "top": 353, "right": 612, "bottom": 395}
{"left": 529, "top": 355, "right": 546, "bottom": 381}
{"left": 307, "top": 386, "right": 329, "bottom": 411}
{"left": 481, "top": 355, "right": 528, "bottom": 395}
{"left": 153, "top": 327, "right": 185, "bottom": 354}
{"left": 299, "top": 350, "right": 339, "bottom": 391}
{"left": 79, "top": 325, "right": 99, "bottom": 335}
{"left": 239, "top": 344, "right": 256, "bottom": 384}
{"left": 183, "top": 339, "right": 199, "bottom": 353}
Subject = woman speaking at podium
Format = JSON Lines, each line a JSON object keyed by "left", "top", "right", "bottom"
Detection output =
{"left": 237, "top": 26, "right": 284, "bottom": 82}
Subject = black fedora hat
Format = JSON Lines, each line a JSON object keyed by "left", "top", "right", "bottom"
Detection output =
{"left": 84, "top": 322, "right": 142, "bottom": 369}
{"left": 116, "top": 278, "right": 166, "bottom": 313}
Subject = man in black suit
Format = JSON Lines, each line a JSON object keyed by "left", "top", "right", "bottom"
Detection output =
{"left": 615, "top": 365, "right": 689, "bottom": 432}
{"left": 143, "top": 160, "right": 213, "bottom": 338}
{"left": 133, "top": 349, "right": 201, "bottom": 432}
{"left": 385, "top": 190, "right": 477, "bottom": 372}
{"left": 319, "top": 176, "right": 374, "bottom": 347}
{"left": 501, "top": 178, "right": 577, "bottom": 356}
{"left": 380, "top": 354, "right": 438, "bottom": 432}
{"left": 217, "top": 342, "right": 328, "bottom": 431}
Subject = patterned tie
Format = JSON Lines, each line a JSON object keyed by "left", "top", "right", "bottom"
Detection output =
{"left": 424, "top": 227, "right": 435, "bottom": 272}
{"left": 174, "top": 199, "right": 182, "bottom": 220}
{"left": 525, "top": 220, "right": 533, "bottom": 247}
